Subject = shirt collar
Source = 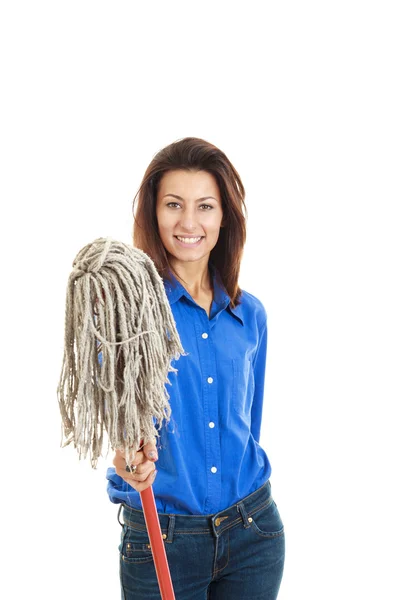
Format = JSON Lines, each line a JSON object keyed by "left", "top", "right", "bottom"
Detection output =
{"left": 163, "top": 262, "right": 244, "bottom": 326}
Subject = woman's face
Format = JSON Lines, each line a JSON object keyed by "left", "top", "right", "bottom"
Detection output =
{"left": 155, "top": 169, "right": 224, "bottom": 267}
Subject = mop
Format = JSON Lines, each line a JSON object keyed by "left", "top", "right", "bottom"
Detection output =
{"left": 57, "top": 236, "right": 185, "bottom": 599}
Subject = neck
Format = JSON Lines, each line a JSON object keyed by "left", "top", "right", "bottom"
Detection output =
{"left": 169, "top": 258, "right": 213, "bottom": 296}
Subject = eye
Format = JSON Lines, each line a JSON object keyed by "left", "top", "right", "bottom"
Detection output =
{"left": 166, "top": 202, "right": 213, "bottom": 210}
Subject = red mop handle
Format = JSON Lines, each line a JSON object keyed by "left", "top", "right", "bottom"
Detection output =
{"left": 140, "top": 486, "right": 175, "bottom": 600}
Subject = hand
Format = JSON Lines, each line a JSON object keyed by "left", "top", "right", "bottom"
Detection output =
{"left": 113, "top": 439, "right": 158, "bottom": 493}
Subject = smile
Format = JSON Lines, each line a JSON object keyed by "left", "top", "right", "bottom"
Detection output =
{"left": 174, "top": 236, "right": 204, "bottom": 247}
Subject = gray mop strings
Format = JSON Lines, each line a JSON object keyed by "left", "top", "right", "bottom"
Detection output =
{"left": 57, "top": 237, "right": 186, "bottom": 468}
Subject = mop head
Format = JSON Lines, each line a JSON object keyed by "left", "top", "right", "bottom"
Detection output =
{"left": 57, "top": 237, "right": 186, "bottom": 468}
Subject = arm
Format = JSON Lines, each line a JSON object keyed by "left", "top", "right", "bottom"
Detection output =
{"left": 250, "top": 320, "right": 268, "bottom": 443}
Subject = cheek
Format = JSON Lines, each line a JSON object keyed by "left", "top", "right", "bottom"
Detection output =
{"left": 156, "top": 212, "right": 170, "bottom": 235}
{"left": 158, "top": 226, "right": 170, "bottom": 245}
{"left": 157, "top": 210, "right": 174, "bottom": 229}
{"left": 158, "top": 225, "right": 177, "bottom": 252}
{"left": 207, "top": 218, "right": 223, "bottom": 235}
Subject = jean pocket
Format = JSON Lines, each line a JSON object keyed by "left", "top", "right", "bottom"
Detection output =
{"left": 119, "top": 524, "right": 154, "bottom": 564}
{"left": 248, "top": 497, "right": 285, "bottom": 538}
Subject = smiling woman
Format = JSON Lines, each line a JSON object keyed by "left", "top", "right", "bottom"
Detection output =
{"left": 132, "top": 137, "right": 247, "bottom": 309}
{"left": 106, "top": 137, "right": 285, "bottom": 599}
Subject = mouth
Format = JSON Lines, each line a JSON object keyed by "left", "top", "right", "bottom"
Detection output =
{"left": 174, "top": 235, "right": 204, "bottom": 247}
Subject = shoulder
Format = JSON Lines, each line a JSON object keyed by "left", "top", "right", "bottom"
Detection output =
{"left": 236, "top": 289, "right": 267, "bottom": 331}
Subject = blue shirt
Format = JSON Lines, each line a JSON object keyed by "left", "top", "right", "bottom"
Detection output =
{"left": 106, "top": 262, "right": 271, "bottom": 515}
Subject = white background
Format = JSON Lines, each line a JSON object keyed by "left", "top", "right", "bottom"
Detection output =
{"left": 1, "top": 1, "right": 399, "bottom": 598}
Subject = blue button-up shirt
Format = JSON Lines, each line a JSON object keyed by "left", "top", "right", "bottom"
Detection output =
{"left": 106, "top": 262, "right": 271, "bottom": 515}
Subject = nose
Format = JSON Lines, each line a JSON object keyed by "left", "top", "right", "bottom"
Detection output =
{"left": 179, "top": 208, "right": 198, "bottom": 232}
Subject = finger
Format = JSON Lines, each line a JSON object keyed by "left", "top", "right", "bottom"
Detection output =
{"left": 113, "top": 450, "right": 138, "bottom": 470}
{"left": 142, "top": 438, "right": 158, "bottom": 462}
{"left": 113, "top": 451, "right": 143, "bottom": 475}
{"left": 125, "top": 463, "right": 140, "bottom": 475}
{"left": 125, "top": 464, "right": 155, "bottom": 483}
{"left": 126, "top": 467, "right": 158, "bottom": 493}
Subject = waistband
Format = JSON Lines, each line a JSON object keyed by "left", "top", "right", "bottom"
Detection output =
{"left": 119, "top": 479, "right": 272, "bottom": 540}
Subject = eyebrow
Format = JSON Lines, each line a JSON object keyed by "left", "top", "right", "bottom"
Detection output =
{"left": 162, "top": 194, "right": 218, "bottom": 202}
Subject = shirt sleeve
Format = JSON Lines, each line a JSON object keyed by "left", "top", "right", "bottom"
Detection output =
{"left": 250, "top": 319, "right": 268, "bottom": 443}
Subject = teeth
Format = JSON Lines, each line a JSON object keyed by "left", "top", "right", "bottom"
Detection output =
{"left": 176, "top": 236, "right": 202, "bottom": 244}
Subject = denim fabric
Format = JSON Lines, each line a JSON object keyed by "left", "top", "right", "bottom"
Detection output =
{"left": 118, "top": 479, "right": 285, "bottom": 599}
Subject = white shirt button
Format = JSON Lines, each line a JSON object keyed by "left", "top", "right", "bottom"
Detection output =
{"left": 211, "top": 466, "right": 217, "bottom": 473}
{"left": 207, "top": 377, "right": 213, "bottom": 384}
{"left": 209, "top": 422, "right": 215, "bottom": 428}
{"left": 202, "top": 333, "right": 208, "bottom": 339}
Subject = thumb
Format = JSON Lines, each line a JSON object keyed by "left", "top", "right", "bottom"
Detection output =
{"left": 143, "top": 438, "right": 158, "bottom": 462}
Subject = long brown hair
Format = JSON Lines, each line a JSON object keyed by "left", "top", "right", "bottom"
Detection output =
{"left": 132, "top": 137, "right": 247, "bottom": 308}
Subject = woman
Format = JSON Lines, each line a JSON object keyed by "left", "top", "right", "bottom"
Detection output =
{"left": 106, "top": 137, "right": 285, "bottom": 599}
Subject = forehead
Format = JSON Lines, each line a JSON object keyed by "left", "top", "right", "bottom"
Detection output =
{"left": 157, "top": 169, "right": 221, "bottom": 199}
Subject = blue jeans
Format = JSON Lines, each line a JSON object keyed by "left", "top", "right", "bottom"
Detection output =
{"left": 117, "top": 479, "right": 285, "bottom": 599}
